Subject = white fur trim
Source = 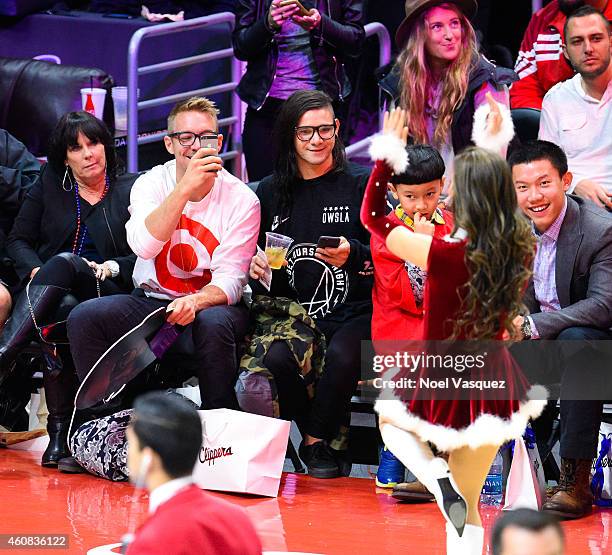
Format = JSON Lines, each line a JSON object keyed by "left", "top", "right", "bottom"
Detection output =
{"left": 368, "top": 133, "right": 409, "bottom": 174}
{"left": 375, "top": 385, "right": 547, "bottom": 452}
{"left": 471, "top": 102, "right": 515, "bottom": 155}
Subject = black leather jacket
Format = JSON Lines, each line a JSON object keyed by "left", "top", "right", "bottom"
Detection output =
{"left": 7, "top": 164, "right": 137, "bottom": 292}
{"left": 233, "top": 0, "right": 365, "bottom": 109}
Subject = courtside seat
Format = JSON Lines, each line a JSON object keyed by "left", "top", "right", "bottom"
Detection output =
{"left": 0, "top": 0, "right": 54, "bottom": 17}
{"left": 511, "top": 108, "right": 541, "bottom": 143}
{"left": 0, "top": 57, "right": 113, "bottom": 157}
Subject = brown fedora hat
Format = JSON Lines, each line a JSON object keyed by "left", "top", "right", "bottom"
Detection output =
{"left": 395, "top": 0, "right": 478, "bottom": 50}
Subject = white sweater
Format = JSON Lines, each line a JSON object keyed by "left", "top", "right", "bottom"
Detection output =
{"left": 126, "top": 161, "right": 260, "bottom": 304}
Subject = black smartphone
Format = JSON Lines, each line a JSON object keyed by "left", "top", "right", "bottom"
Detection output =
{"left": 317, "top": 236, "right": 341, "bottom": 249}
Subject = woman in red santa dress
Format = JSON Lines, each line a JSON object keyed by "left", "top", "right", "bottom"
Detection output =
{"left": 361, "top": 108, "right": 547, "bottom": 554}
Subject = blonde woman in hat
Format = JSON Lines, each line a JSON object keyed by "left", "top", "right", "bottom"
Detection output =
{"left": 379, "top": 0, "right": 516, "bottom": 193}
{"left": 375, "top": 0, "right": 517, "bottom": 507}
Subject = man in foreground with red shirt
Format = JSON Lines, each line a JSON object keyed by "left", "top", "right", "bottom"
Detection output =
{"left": 125, "top": 392, "right": 262, "bottom": 555}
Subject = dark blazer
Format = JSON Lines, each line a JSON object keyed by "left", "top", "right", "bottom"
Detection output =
{"left": 524, "top": 195, "right": 612, "bottom": 339}
{"left": 6, "top": 164, "right": 137, "bottom": 292}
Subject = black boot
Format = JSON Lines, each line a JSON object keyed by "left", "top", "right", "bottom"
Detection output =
{"left": 42, "top": 417, "right": 70, "bottom": 467}
{"left": 0, "top": 370, "right": 31, "bottom": 431}
{"left": 57, "top": 406, "right": 97, "bottom": 474}
{"left": 41, "top": 350, "right": 78, "bottom": 467}
{"left": 0, "top": 284, "right": 69, "bottom": 387}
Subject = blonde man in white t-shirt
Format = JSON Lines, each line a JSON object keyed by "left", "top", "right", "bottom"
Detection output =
{"left": 66, "top": 97, "right": 260, "bottom": 412}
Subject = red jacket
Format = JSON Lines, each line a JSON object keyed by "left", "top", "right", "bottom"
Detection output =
{"left": 511, "top": 1, "right": 612, "bottom": 110}
{"left": 371, "top": 210, "right": 454, "bottom": 344}
{"left": 127, "top": 485, "right": 262, "bottom": 555}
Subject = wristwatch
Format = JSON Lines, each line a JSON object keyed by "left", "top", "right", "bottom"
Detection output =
{"left": 521, "top": 316, "right": 532, "bottom": 340}
{"left": 104, "top": 260, "right": 120, "bottom": 279}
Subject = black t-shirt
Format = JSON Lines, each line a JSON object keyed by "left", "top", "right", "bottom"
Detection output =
{"left": 254, "top": 163, "right": 373, "bottom": 323}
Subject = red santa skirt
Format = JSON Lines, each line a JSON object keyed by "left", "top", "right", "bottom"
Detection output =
{"left": 374, "top": 235, "right": 546, "bottom": 451}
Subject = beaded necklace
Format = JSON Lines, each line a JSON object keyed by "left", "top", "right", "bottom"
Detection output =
{"left": 72, "top": 173, "right": 110, "bottom": 256}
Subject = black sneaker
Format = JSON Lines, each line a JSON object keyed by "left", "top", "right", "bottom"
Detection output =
{"left": 299, "top": 440, "right": 341, "bottom": 479}
{"left": 331, "top": 447, "right": 352, "bottom": 477}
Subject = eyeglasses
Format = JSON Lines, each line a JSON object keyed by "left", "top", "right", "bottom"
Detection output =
{"left": 168, "top": 131, "right": 218, "bottom": 147}
{"left": 294, "top": 124, "right": 336, "bottom": 142}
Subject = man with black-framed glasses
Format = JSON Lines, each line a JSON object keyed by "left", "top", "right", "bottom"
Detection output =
{"left": 248, "top": 90, "right": 372, "bottom": 479}
{"left": 67, "top": 96, "right": 261, "bottom": 413}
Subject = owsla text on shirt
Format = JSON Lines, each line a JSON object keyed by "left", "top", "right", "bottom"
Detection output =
{"left": 199, "top": 446, "right": 234, "bottom": 466}
{"left": 322, "top": 206, "right": 350, "bottom": 224}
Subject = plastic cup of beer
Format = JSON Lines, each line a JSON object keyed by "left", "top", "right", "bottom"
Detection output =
{"left": 265, "top": 232, "right": 293, "bottom": 270}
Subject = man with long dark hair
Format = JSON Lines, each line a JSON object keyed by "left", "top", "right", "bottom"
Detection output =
{"left": 249, "top": 90, "right": 372, "bottom": 478}
{"left": 233, "top": 0, "right": 365, "bottom": 181}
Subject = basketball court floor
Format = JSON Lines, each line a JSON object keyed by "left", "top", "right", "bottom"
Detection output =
{"left": 1, "top": 449, "right": 610, "bottom": 554}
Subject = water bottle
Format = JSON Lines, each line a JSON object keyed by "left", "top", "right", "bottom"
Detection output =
{"left": 480, "top": 450, "right": 503, "bottom": 507}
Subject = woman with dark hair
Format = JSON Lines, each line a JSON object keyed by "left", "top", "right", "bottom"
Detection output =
{"left": 233, "top": 0, "right": 365, "bottom": 181}
{"left": 362, "top": 108, "right": 546, "bottom": 554}
{"left": 248, "top": 89, "right": 372, "bottom": 478}
{"left": 379, "top": 0, "right": 516, "bottom": 192}
{"left": 0, "top": 111, "right": 136, "bottom": 467}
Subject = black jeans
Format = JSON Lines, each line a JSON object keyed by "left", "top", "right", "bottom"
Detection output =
{"left": 242, "top": 98, "right": 284, "bottom": 182}
{"left": 263, "top": 312, "right": 371, "bottom": 441}
{"left": 66, "top": 292, "right": 250, "bottom": 409}
{"left": 26, "top": 254, "right": 123, "bottom": 422}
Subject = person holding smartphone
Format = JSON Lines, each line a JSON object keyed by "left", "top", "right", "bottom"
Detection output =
{"left": 233, "top": 0, "right": 365, "bottom": 181}
{"left": 65, "top": 97, "right": 261, "bottom": 450}
{"left": 248, "top": 90, "right": 372, "bottom": 479}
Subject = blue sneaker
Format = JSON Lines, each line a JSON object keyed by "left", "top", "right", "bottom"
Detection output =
{"left": 376, "top": 446, "right": 405, "bottom": 488}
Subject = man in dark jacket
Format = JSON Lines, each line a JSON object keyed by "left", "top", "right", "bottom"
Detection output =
{"left": 0, "top": 129, "right": 39, "bottom": 434}
{"left": 232, "top": 0, "right": 365, "bottom": 180}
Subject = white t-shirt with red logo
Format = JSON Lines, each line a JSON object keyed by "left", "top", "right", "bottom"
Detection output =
{"left": 126, "top": 160, "right": 260, "bottom": 304}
